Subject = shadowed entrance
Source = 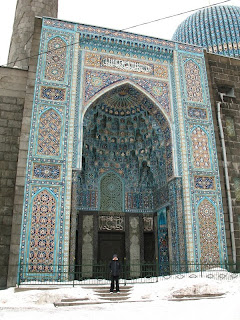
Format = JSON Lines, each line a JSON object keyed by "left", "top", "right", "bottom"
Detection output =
{"left": 73, "top": 83, "right": 174, "bottom": 272}
{"left": 98, "top": 232, "right": 125, "bottom": 264}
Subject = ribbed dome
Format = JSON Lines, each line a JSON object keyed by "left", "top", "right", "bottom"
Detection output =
{"left": 172, "top": 5, "right": 240, "bottom": 57}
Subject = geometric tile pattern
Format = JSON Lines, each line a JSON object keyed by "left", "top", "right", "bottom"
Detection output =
{"left": 19, "top": 24, "right": 75, "bottom": 282}
{"left": 45, "top": 36, "right": 67, "bottom": 82}
{"left": 37, "top": 108, "right": 62, "bottom": 156}
{"left": 177, "top": 50, "right": 227, "bottom": 265}
{"left": 78, "top": 83, "right": 172, "bottom": 213}
{"left": 28, "top": 190, "right": 56, "bottom": 271}
{"left": 33, "top": 163, "right": 61, "bottom": 180}
{"left": 194, "top": 176, "right": 215, "bottom": 189}
{"left": 83, "top": 70, "right": 171, "bottom": 117}
{"left": 198, "top": 199, "right": 220, "bottom": 263}
{"left": 191, "top": 127, "right": 211, "bottom": 169}
{"left": 40, "top": 86, "right": 66, "bottom": 101}
{"left": 172, "top": 5, "right": 240, "bottom": 58}
{"left": 100, "top": 172, "right": 123, "bottom": 212}
{"left": 184, "top": 60, "right": 203, "bottom": 102}
{"left": 157, "top": 207, "right": 169, "bottom": 273}
{"left": 19, "top": 17, "right": 228, "bottom": 282}
{"left": 187, "top": 107, "right": 208, "bottom": 120}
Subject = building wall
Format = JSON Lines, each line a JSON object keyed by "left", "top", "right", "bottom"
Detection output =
{"left": 6, "top": 18, "right": 42, "bottom": 288}
{"left": 1, "top": 16, "right": 231, "bottom": 287}
{"left": 0, "top": 67, "right": 27, "bottom": 288}
{"left": 13, "top": 17, "right": 227, "bottom": 287}
{"left": 205, "top": 52, "right": 240, "bottom": 263}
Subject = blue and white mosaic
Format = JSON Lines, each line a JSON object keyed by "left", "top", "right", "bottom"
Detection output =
{"left": 18, "top": 16, "right": 227, "bottom": 282}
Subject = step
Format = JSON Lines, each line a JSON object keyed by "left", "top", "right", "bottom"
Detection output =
{"left": 15, "top": 287, "right": 59, "bottom": 293}
{"left": 99, "top": 296, "right": 129, "bottom": 301}
{"left": 170, "top": 293, "right": 226, "bottom": 301}
{"left": 54, "top": 299, "right": 153, "bottom": 307}
{"left": 169, "top": 296, "right": 225, "bottom": 301}
{"left": 172, "top": 293, "right": 225, "bottom": 299}
{"left": 82, "top": 285, "right": 133, "bottom": 290}
{"left": 61, "top": 298, "right": 90, "bottom": 302}
{"left": 96, "top": 291, "right": 130, "bottom": 295}
{"left": 94, "top": 290, "right": 131, "bottom": 295}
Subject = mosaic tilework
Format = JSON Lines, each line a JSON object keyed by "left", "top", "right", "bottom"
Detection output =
{"left": 125, "top": 192, "right": 153, "bottom": 212}
{"left": 83, "top": 70, "right": 171, "bottom": 117}
{"left": 78, "top": 190, "right": 98, "bottom": 209}
{"left": 154, "top": 65, "right": 168, "bottom": 78}
{"left": 176, "top": 50, "right": 227, "bottom": 265}
{"left": 40, "top": 86, "right": 66, "bottom": 101}
{"left": 33, "top": 163, "right": 61, "bottom": 180}
{"left": 45, "top": 36, "right": 67, "bottom": 82}
{"left": 153, "top": 185, "right": 169, "bottom": 209}
{"left": 168, "top": 178, "right": 186, "bottom": 265}
{"left": 19, "top": 22, "right": 76, "bottom": 281}
{"left": 100, "top": 172, "right": 123, "bottom": 212}
{"left": 191, "top": 127, "right": 211, "bottom": 169}
{"left": 172, "top": 5, "right": 240, "bottom": 58}
{"left": 44, "top": 19, "right": 75, "bottom": 30}
{"left": 85, "top": 52, "right": 101, "bottom": 67}
{"left": 157, "top": 208, "right": 169, "bottom": 274}
{"left": 194, "top": 176, "right": 215, "bottom": 189}
{"left": 28, "top": 190, "right": 56, "bottom": 271}
{"left": 19, "top": 17, "right": 229, "bottom": 282}
{"left": 184, "top": 60, "right": 203, "bottom": 102}
{"left": 78, "top": 24, "right": 175, "bottom": 50}
{"left": 198, "top": 199, "right": 220, "bottom": 263}
{"left": 77, "top": 83, "right": 173, "bottom": 213}
{"left": 187, "top": 107, "right": 208, "bottom": 120}
{"left": 37, "top": 108, "right": 62, "bottom": 156}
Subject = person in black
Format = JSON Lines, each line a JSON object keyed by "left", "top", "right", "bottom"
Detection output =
{"left": 109, "top": 254, "right": 121, "bottom": 293}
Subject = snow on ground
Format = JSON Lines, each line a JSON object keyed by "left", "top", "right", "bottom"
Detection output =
{"left": 0, "top": 272, "right": 240, "bottom": 320}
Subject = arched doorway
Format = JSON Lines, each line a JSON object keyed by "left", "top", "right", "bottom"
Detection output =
{"left": 73, "top": 83, "right": 176, "bottom": 272}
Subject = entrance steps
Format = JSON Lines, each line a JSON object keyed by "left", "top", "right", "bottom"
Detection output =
{"left": 87, "top": 285, "right": 132, "bottom": 301}
{"left": 53, "top": 285, "right": 149, "bottom": 307}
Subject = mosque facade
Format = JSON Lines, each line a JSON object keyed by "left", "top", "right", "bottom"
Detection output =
{"left": 0, "top": 1, "right": 239, "bottom": 288}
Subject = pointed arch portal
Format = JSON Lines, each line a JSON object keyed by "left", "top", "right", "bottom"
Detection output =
{"left": 72, "top": 83, "right": 184, "bottom": 273}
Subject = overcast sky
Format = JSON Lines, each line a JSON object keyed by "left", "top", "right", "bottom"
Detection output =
{"left": 0, "top": 0, "right": 239, "bottom": 66}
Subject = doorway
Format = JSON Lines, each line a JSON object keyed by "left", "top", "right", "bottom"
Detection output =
{"left": 98, "top": 232, "right": 125, "bottom": 264}
{"left": 144, "top": 232, "right": 155, "bottom": 263}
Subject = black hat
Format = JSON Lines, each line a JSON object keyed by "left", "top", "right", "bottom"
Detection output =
{"left": 113, "top": 254, "right": 118, "bottom": 258}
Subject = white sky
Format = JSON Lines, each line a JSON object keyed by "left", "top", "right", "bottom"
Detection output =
{"left": 0, "top": 0, "right": 239, "bottom": 66}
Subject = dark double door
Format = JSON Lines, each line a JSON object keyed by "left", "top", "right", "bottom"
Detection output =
{"left": 98, "top": 232, "right": 125, "bottom": 264}
{"left": 98, "top": 231, "right": 155, "bottom": 264}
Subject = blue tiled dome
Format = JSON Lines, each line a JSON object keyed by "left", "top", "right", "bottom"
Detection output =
{"left": 172, "top": 5, "right": 240, "bottom": 57}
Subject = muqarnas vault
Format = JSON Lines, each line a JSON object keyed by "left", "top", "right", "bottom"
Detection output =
{"left": 18, "top": 17, "right": 227, "bottom": 281}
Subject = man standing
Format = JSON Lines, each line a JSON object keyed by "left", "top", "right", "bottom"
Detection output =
{"left": 109, "top": 254, "right": 121, "bottom": 293}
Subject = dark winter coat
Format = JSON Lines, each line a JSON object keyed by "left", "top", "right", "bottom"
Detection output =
{"left": 109, "top": 260, "right": 121, "bottom": 276}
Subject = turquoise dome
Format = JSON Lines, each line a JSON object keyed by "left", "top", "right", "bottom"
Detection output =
{"left": 172, "top": 5, "right": 240, "bottom": 57}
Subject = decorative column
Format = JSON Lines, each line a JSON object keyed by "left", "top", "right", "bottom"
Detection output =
{"left": 129, "top": 216, "right": 141, "bottom": 277}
